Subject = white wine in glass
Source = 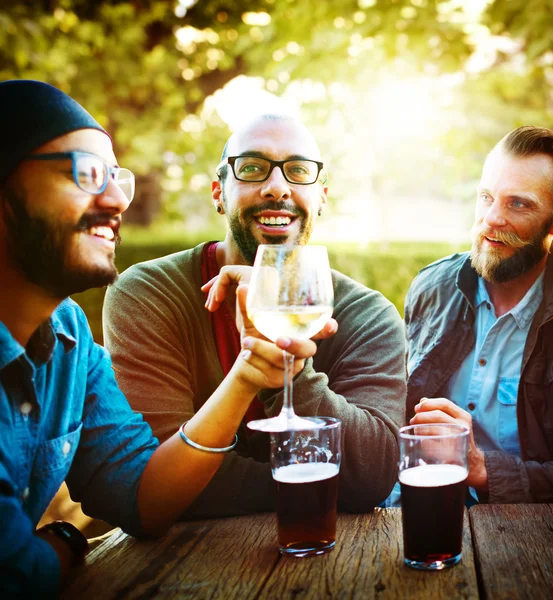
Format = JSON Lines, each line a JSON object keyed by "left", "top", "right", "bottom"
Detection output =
{"left": 246, "top": 244, "right": 334, "bottom": 432}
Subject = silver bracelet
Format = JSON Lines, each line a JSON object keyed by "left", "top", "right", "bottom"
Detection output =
{"left": 178, "top": 421, "right": 238, "bottom": 453}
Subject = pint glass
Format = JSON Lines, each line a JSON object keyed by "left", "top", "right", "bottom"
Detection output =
{"left": 399, "top": 423, "right": 469, "bottom": 570}
{"left": 270, "top": 417, "right": 341, "bottom": 557}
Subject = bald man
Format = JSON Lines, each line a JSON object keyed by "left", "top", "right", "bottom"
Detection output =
{"left": 103, "top": 115, "right": 406, "bottom": 516}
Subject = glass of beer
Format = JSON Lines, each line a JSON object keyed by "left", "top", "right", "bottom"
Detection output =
{"left": 270, "top": 417, "right": 341, "bottom": 557}
{"left": 399, "top": 423, "right": 469, "bottom": 570}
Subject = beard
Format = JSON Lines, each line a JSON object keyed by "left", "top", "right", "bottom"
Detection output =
{"left": 224, "top": 194, "right": 313, "bottom": 265}
{"left": 3, "top": 186, "right": 121, "bottom": 298}
{"left": 470, "top": 218, "right": 553, "bottom": 284}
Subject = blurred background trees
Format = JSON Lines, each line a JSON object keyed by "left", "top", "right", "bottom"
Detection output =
{"left": 5, "top": 0, "right": 552, "bottom": 535}
{"left": 3, "top": 0, "right": 551, "bottom": 241}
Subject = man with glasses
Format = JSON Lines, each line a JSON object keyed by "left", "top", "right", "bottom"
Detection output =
{"left": 103, "top": 114, "right": 407, "bottom": 518}
{"left": 1, "top": 82, "right": 321, "bottom": 597}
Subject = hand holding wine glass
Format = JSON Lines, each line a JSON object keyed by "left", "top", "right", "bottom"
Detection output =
{"left": 202, "top": 266, "right": 338, "bottom": 343}
{"left": 230, "top": 285, "right": 321, "bottom": 394}
{"left": 246, "top": 244, "right": 334, "bottom": 432}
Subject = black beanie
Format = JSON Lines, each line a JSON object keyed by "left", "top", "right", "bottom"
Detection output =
{"left": 0, "top": 79, "right": 108, "bottom": 184}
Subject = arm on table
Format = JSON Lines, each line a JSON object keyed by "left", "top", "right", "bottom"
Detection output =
{"left": 0, "top": 461, "right": 69, "bottom": 598}
{"left": 137, "top": 287, "right": 322, "bottom": 534}
{"left": 102, "top": 275, "right": 318, "bottom": 527}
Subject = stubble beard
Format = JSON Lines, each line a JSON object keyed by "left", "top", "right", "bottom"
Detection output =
{"left": 470, "top": 218, "right": 553, "bottom": 284}
{"left": 3, "top": 186, "right": 120, "bottom": 298}
{"left": 222, "top": 191, "right": 313, "bottom": 265}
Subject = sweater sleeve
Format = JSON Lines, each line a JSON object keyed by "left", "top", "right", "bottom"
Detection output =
{"left": 103, "top": 259, "right": 275, "bottom": 518}
{"left": 259, "top": 275, "right": 406, "bottom": 511}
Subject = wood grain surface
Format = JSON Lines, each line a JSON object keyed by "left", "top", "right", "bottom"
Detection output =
{"left": 62, "top": 508, "right": 481, "bottom": 600}
{"left": 470, "top": 504, "right": 553, "bottom": 600}
{"left": 259, "top": 509, "right": 478, "bottom": 600}
{"left": 63, "top": 513, "right": 278, "bottom": 599}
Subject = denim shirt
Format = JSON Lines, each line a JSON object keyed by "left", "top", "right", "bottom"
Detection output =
{"left": 405, "top": 252, "right": 553, "bottom": 504}
{"left": 0, "top": 299, "right": 158, "bottom": 598}
{"left": 448, "top": 273, "right": 544, "bottom": 456}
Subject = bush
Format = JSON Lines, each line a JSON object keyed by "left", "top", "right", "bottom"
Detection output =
{"left": 72, "top": 239, "right": 469, "bottom": 344}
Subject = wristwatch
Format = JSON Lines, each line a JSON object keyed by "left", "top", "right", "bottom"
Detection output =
{"left": 41, "top": 521, "right": 90, "bottom": 565}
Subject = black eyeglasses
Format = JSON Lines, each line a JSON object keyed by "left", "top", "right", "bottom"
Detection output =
{"left": 216, "top": 155, "right": 326, "bottom": 185}
{"left": 24, "top": 151, "right": 135, "bottom": 202}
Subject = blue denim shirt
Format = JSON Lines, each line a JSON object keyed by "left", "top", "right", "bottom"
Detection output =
{"left": 405, "top": 252, "right": 553, "bottom": 504}
{"left": 0, "top": 299, "right": 158, "bottom": 598}
{"left": 448, "top": 272, "right": 544, "bottom": 456}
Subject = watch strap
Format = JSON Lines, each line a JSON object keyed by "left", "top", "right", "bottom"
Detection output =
{"left": 41, "top": 520, "right": 89, "bottom": 565}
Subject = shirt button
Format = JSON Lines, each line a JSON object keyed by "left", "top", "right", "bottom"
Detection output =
{"left": 21, "top": 487, "right": 30, "bottom": 501}
{"left": 478, "top": 358, "right": 487, "bottom": 367}
{"left": 62, "top": 441, "right": 72, "bottom": 456}
{"left": 20, "top": 402, "right": 33, "bottom": 416}
{"left": 467, "top": 402, "right": 476, "bottom": 411}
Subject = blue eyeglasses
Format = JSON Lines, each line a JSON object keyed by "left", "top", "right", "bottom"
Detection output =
{"left": 25, "top": 151, "right": 135, "bottom": 202}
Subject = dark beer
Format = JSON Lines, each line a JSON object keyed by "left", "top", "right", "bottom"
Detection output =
{"left": 400, "top": 464, "right": 467, "bottom": 568}
{"left": 274, "top": 463, "right": 339, "bottom": 556}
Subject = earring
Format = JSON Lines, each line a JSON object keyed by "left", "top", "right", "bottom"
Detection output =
{"left": 318, "top": 208, "right": 323, "bottom": 216}
{"left": 216, "top": 205, "right": 223, "bottom": 214}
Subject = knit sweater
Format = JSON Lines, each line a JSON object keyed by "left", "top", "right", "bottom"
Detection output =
{"left": 103, "top": 242, "right": 406, "bottom": 517}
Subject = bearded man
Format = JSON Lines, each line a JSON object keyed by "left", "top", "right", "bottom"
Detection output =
{"left": 103, "top": 114, "right": 407, "bottom": 517}
{"left": 406, "top": 126, "right": 553, "bottom": 504}
{"left": 0, "top": 82, "right": 326, "bottom": 597}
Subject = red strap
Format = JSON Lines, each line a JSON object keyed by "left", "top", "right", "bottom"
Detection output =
{"left": 201, "top": 243, "right": 265, "bottom": 427}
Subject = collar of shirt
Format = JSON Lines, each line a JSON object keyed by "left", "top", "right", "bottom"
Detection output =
{"left": 0, "top": 309, "right": 77, "bottom": 370}
{"left": 475, "top": 271, "right": 545, "bottom": 330}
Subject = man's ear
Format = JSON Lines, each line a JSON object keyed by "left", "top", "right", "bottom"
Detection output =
{"left": 319, "top": 184, "right": 328, "bottom": 210}
{"left": 212, "top": 180, "right": 222, "bottom": 201}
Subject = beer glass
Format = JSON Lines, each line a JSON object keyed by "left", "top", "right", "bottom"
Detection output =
{"left": 246, "top": 244, "right": 334, "bottom": 432}
{"left": 399, "top": 423, "right": 469, "bottom": 570}
{"left": 270, "top": 417, "right": 341, "bottom": 557}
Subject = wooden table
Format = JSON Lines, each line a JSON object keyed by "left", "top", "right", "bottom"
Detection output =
{"left": 62, "top": 506, "right": 553, "bottom": 599}
{"left": 469, "top": 504, "right": 553, "bottom": 600}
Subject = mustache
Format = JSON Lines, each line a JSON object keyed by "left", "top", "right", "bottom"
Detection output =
{"left": 76, "top": 212, "right": 122, "bottom": 245}
{"left": 471, "top": 224, "right": 530, "bottom": 249}
{"left": 242, "top": 201, "right": 306, "bottom": 220}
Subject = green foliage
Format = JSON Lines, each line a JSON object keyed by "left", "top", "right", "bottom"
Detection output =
{"left": 72, "top": 238, "right": 469, "bottom": 345}
{"left": 328, "top": 241, "right": 469, "bottom": 316}
{"left": 2, "top": 0, "right": 553, "bottom": 234}
{"left": 486, "top": 0, "right": 553, "bottom": 62}
{"left": 0, "top": 0, "right": 473, "bottom": 227}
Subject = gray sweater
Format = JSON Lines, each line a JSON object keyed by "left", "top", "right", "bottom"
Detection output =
{"left": 103, "top": 242, "right": 406, "bottom": 517}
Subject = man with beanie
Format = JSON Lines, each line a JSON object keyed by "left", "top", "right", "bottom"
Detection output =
{"left": 0, "top": 80, "right": 322, "bottom": 597}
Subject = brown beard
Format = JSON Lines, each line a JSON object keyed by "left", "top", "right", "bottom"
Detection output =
{"left": 223, "top": 194, "right": 310, "bottom": 264}
{"left": 470, "top": 218, "right": 553, "bottom": 283}
{"left": 2, "top": 185, "right": 120, "bottom": 298}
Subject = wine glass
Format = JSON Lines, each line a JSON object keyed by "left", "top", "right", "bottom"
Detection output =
{"left": 246, "top": 244, "right": 334, "bottom": 432}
